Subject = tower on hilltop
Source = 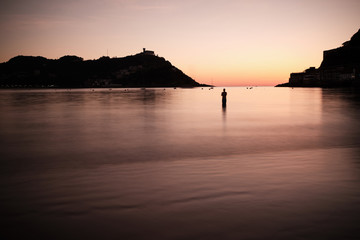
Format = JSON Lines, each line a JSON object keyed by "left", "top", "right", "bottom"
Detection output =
{"left": 142, "top": 48, "right": 155, "bottom": 55}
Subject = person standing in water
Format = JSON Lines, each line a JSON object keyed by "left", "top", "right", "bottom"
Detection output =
{"left": 221, "top": 88, "right": 227, "bottom": 107}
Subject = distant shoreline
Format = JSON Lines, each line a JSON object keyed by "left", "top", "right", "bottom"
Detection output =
{"left": 0, "top": 85, "right": 213, "bottom": 89}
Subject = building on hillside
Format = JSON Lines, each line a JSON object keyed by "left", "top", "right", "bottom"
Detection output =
{"left": 289, "top": 67, "right": 320, "bottom": 86}
{"left": 142, "top": 48, "right": 155, "bottom": 55}
{"left": 279, "top": 29, "right": 360, "bottom": 87}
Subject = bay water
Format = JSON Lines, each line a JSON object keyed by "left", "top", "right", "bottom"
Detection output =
{"left": 1, "top": 87, "right": 360, "bottom": 239}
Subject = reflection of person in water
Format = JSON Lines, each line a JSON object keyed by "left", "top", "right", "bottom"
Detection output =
{"left": 221, "top": 88, "right": 227, "bottom": 107}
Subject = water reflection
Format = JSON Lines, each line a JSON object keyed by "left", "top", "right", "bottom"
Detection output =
{"left": 1, "top": 88, "right": 360, "bottom": 169}
{"left": 321, "top": 88, "right": 360, "bottom": 149}
{"left": 1, "top": 88, "right": 360, "bottom": 240}
{"left": 222, "top": 101, "right": 227, "bottom": 133}
{"left": 222, "top": 104, "right": 227, "bottom": 118}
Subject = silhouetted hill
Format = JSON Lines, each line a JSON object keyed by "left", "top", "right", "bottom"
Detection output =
{"left": 320, "top": 29, "right": 360, "bottom": 70}
{"left": 276, "top": 29, "right": 360, "bottom": 88}
{"left": 0, "top": 51, "right": 206, "bottom": 88}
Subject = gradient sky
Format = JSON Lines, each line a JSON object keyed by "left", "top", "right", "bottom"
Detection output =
{"left": 1, "top": 0, "right": 359, "bottom": 86}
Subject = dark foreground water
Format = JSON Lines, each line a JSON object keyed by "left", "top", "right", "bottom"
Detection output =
{"left": 1, "top": 87, "right": 360, "bottom": 240}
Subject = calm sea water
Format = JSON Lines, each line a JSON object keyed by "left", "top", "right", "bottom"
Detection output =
{"left": 1, "top": 87, "right": 360, "bottom": 240}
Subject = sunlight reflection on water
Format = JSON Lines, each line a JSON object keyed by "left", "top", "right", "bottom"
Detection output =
{"left": 1, "top": 87, "right": 360, "bottom": 239}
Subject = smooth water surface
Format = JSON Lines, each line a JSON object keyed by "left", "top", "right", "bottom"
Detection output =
{"left": 1, "top": 87, "right": 360, "bottom": 239}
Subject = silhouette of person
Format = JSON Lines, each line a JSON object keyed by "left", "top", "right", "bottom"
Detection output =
{"left": 221, "top": 88, "right": 227, "bottom": 107}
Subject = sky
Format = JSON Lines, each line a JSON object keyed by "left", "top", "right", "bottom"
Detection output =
{"left": 0, "top": 0, "right": 359, "bottom": 86}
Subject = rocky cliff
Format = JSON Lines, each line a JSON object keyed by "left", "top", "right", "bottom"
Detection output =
{"left": 277, "top": 29, "right": 360, "bottom": 87}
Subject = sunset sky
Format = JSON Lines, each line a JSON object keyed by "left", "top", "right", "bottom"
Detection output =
{"left": 1, "top": 0, "right": 359, "bottom": 86}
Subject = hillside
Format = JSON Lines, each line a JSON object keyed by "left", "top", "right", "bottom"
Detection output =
{"left": 276, "top": 29, "right": 360, "bottom": 87}
{"left": 0, "top": 51, "right": 206, "bottom": 88}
